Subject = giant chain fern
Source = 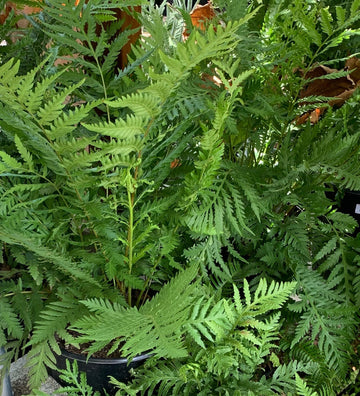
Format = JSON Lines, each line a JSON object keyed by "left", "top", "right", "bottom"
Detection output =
{"left": 0, "top": 11, "right": 256, "bottom": 387}
{"left": 39, "top": 0, "right": 149, "bottom": 114}
{"left": 109, "top": 276, "right": 299, "bottom": 396}
{"left": 1, "top": 0, "right": 360, "bottom": 393}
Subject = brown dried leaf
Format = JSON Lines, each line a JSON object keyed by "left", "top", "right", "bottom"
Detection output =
{"left": 300, "top": 65, "right": 354, "bottom": 100}
{"left": 0, "top": 2, "right": 41, "bottom": 28}
{"left": 328, "top": 85, "right": 360, "bottom": 107}
{"left": 296, "top": 58, "right": 360, "bottom": 124}
{"left": 345, "top": 57, "right": 360, "bottom": 82}
{"left": 183, "top": 2, "right": 215, "bottom": 38}
{"left": 190, "top": 2, "right": 216, "bottom": 30}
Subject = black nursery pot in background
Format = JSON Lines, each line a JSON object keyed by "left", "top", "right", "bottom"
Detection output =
{"left": 47, "top": 349, "right": 150, "bottom": 395}
{"left": 339, "top": 190, "right": 360, "bottom": 231}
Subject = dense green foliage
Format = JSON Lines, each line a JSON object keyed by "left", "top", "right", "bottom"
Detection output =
{"left": 0, "top": 0, "right": 49, "bottom": 73}
{"left": 1, "top": 0, "right": 360, "bottom": 395}
{"left": 80, "top": 270, "right": 299, "bottom": 395}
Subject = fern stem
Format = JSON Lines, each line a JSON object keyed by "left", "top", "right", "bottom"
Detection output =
{"left": 83, "top": 37, "right": 111, "bottom": 123}
{"left": 92, "top": 54, "right": 111, "bottom": 123}
{"left": 4, "top": 290, "right": 48, "bottom": 298}
{"left": 124, "top": 115, "right": 157, "bottom": 306}
{"left": 136, "top": 255, "right": 162, "bottom": 307}
{"left": 126, "top": 181, "right": 135, "bottom": 307}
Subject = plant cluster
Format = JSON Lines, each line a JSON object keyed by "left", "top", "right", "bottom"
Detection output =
{"left": 1, "top": 0, "right": 360, "bottom": 395}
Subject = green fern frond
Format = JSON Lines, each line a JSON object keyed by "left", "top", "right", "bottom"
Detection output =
{"left": 181, "top": 128, "right": 224, "bottom": 213}
{"left": 335, "top": 6, "right": 346, "bottom": 28}
{"left": 0, "top": 151, "right": 22, "bottom": 171}
{"left": 15, "top": 58, "right": 48, "bottom": 105}
{"left": 270, "top": 361, "right": 318, "bottom": 394}
{"left": 158, "top": 20, "right": 245, "bottom": 81}
{"left": 93, "top": 138, "right": 143, "bottom": 157}
{"left": 37, "top": 80, "right": 85, "bottom": 126}
{"left": 0, "top": 298, "right": 23, "bottom": 340}
{"left": 14, "top": 135, "right": 34, "bottom": 171}
{"left": 26, "top": 337, "right": 59, "bottom": 388}
{"left": 0, "top": 228, "right": 100, "bottom": 287}
{"left": 282, "top": 218, "right": 311, "bottom": 266}
{"left": 61, "top": 150, "right": 104, "bottom": 173}
{"left": 244, "top": 278, "right": 297, "bottom": 315}
{"left": 327, "top": 212, "right": 358, "bottom": 234}
{"left": 183, "top": 297, "right": 225, "bottom": 348}
{"left": 319, "top": 8, "right": 333, "bottom": 36}
{"left": 83, "top": 114, "right": 146, "bottom": 139}
{"left": 73, "top": 264, "right": 200, "bottom": 359}
{"left": 350, "top": 0, "right": 360, "bottom": 18}
{"left": 52, "top": 136, "right": 95, "bottom": 156}
{"left": 290, "top": 265, "right": 356, "bottom": 377}
{"left": 122, "top": 277, "right": 296, "bottom": 395}
{"left": 107, "top": 92, "right": 161, "bottom": 118}
{"left": 103, "top": 28, "right": 139, "bottom": 75}
{"left": 26, "top": 70, "right": 67, "bottom": 114}
{"left": 0, "top": 58, "right": 21, "bottom": 89}
{"left": 184, "top": 236, "right": 232, "bottom": 281}
{"left": 47, "top": 101, "right": 102, "bottom": 140}
{"left": 295, "top": 373, "right": 318, "bottom": 396}
{"left": 224, "top": 181, "right": 251, "bottom": 236}
{"left": 2, "top": 183, "right": 54, "bottom": 198}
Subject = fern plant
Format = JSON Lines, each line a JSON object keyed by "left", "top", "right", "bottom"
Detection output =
{"left": 44, "top": 273, "right": 299, "bottom": 395}
{"left": 36, "top": 0, "right": 148, "bottom": 113}
{"left": 88, "top": 276, "right": 302, "bottom": 396}
{"left": 0, "top": 1, "right": 259, "bottom": 389}
{"left": 205, "top": 0, "right": 360, "bottom": 394}
{"left": 1, "top": 0, "right": 360, "bottom": 394}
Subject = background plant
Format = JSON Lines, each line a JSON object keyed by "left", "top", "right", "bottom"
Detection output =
{"left": 0, "top": 0, "right": 49, "bottom": 74}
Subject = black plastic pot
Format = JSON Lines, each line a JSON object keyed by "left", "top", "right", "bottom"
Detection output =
{"left": 339, "top": 190, "right": 360, "bottom": 229}
{"left": 47, "top": 348, "right": 150, "bottom": 395}
{"left": 325, "top": 186, "right": 360, "bottom": 233}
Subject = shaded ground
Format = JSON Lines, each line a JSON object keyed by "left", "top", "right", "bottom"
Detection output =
{"left": 9, "top": 356, "right": 65, "bottom": 396}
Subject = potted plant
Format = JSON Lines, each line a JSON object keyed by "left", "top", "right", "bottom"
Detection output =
{"left": 53, "top": 277, "right": 306, "bottom": 396}
{"left": 56, "top": 0, "right": 360, "bottom": 394}
{"left": 1, "top": 0, "right": 360, "bottom": 395}
{"left": 0, "top": 0, "right": 260, "bottom": 392}
{"left": 0, "top": 0, "right": 165, "bottom": 391}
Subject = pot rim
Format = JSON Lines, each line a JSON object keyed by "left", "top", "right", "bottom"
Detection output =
{"left": 344, "top": 189, "right": 360, "bottom": 194}
{"left": 59, "top": 347, "right": 152, "bottom": 365}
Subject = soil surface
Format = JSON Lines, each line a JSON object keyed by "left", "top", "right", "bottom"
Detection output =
{"left": 57, "top": 333, "right": 123, "bottom": 359}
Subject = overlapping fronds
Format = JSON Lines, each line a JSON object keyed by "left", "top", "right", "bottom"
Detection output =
{"left": 72, "top": 264, "right": 200, "bottom": 359}
{"left": 1, "top": 0, "right": 360, "bottom": 394}
{"left": 114, "top": 277, "right": 296, "bottom": 395}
